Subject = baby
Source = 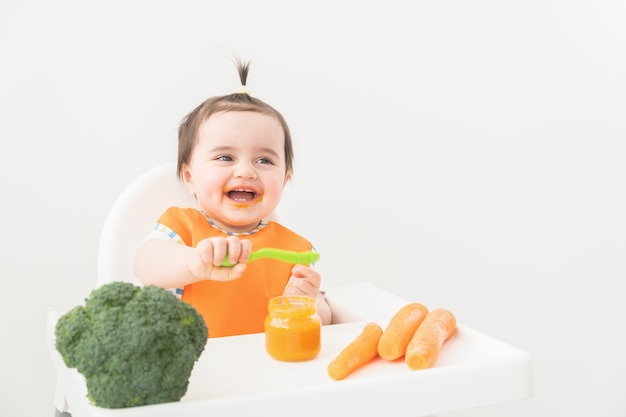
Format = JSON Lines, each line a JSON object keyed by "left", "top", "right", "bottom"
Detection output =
{"left": 134, "top": 59, "right": 331, "bottom": 337}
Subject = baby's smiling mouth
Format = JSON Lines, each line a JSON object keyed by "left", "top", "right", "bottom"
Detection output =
{"left": 227, "top": 188, "right": 258, "bottom": 202}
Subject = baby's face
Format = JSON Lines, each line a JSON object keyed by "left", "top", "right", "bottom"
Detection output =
{"left": 182, "top": 110, "right": 290, "bottom": 233}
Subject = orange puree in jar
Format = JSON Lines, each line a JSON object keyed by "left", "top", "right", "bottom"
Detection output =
{"left": 264, "top": 295, "right": 321, "bottom": 362}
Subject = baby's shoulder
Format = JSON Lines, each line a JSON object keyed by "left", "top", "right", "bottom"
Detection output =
{"left": 159, "top": 206, "right": 203, "bottom": 224}
{"left": 263, "top": 221, "right": 311, "bottom": 247}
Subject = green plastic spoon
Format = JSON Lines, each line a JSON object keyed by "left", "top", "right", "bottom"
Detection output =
{"left": 221, "top": 248, "right": 320, "bottom": 267}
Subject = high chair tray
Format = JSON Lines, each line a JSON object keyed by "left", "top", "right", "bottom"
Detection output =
{"left": 46, "top": 282, "right": 532, "bottom": 417}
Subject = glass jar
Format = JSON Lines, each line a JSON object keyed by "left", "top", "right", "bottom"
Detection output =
{"left": 264, "top": 295, "right": 321, "bottom": 362}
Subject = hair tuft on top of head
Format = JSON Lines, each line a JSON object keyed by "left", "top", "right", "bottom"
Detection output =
{"left": 233, "top": 57, "right": 251, "bottom": 91}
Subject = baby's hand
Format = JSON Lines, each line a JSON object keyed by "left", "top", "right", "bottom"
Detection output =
{"left": 283, "top": 265, "right": 321, "bottom": 299}
{"left": 187, "top": 236, "right": 252, "bottom": 281}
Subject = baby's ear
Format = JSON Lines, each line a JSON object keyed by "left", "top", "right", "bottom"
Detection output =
{"left": 283, "top": 169, "right": 292, "bottom": 187}
{"left": 181, "top": 164, "right": 197, "bottom": 196}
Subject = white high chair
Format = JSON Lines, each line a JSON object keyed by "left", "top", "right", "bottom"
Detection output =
{"left": 96, "top": 161, "right": 196, "bottom": 287}
{"left": 48, "top": 162, "right": 533, "bottom": 417}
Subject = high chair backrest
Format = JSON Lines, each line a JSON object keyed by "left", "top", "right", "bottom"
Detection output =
{"left": 96, "top": 162, "right": 196, "bottom": 287}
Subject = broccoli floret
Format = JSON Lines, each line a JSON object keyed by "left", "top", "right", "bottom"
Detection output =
{"left": 55, "top": 281, "right": 208, "bottom": 409}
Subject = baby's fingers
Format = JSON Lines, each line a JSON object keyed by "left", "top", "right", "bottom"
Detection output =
{"left": 195, "top": 239, "right": 217, "bottom": 267}
{"left": 220, "top": 236, "right": 252, "bottom": 266}
{"left": 284, "top": 265, "right": 321, "bottom": 298}
{"left": 208, "top": 263, "right": 247, "bottom": 281}
{"left": 292, "top": 265, "right": 321, "bottom": 287}
{"left": 229, "top": 263, "right": 247, "bottom": 279}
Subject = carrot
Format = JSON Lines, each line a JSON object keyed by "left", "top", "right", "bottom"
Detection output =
{"left": 327, "top": 322, "right": 383, "bottom": 381}
{"left": 377, "top": 302, "right": 429, "bottom": 361}
{"left": 405, "top": 307, "right": 457, "bottom": 370}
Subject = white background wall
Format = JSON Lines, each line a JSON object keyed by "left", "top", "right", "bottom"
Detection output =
{"left": 1, "top": 0, "right": 625, "bottom": 416}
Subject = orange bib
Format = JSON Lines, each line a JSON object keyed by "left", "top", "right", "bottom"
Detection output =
{"left": 157, "top": 207, "right": 313, "bottom": 337}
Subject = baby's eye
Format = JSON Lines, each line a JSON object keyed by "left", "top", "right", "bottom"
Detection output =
{"left": 216, "top": 155, "right": 234, "bottom": 162}
{"left": 256, "top": 157, "right": 274, "bottom": 165}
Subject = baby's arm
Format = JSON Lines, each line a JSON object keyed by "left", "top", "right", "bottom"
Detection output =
{"left": 283, "top": 265, "right": 332, "bottom": 325}
{"left": 134, "top": 236, "right": 252, "bottom": 288}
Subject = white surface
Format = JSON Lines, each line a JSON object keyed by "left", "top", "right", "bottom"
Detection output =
{"left": 46, "top": 283, "right": 532, "bottom": 417}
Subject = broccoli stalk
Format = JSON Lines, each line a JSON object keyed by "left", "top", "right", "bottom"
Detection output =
{"left": 55, "top": 281, "right": 208, "bottom": 409}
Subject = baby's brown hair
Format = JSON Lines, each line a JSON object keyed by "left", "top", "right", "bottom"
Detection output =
{"left": 177, "top": 58, "right": 294, "bottom": 179}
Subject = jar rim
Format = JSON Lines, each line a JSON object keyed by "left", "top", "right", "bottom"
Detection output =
{"left": 268, "top": 295, "right": 317, "bottom": 312}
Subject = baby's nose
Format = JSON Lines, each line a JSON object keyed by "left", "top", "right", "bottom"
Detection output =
{"left": 234, "top": 162, "right": 257, "bottom": 179}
